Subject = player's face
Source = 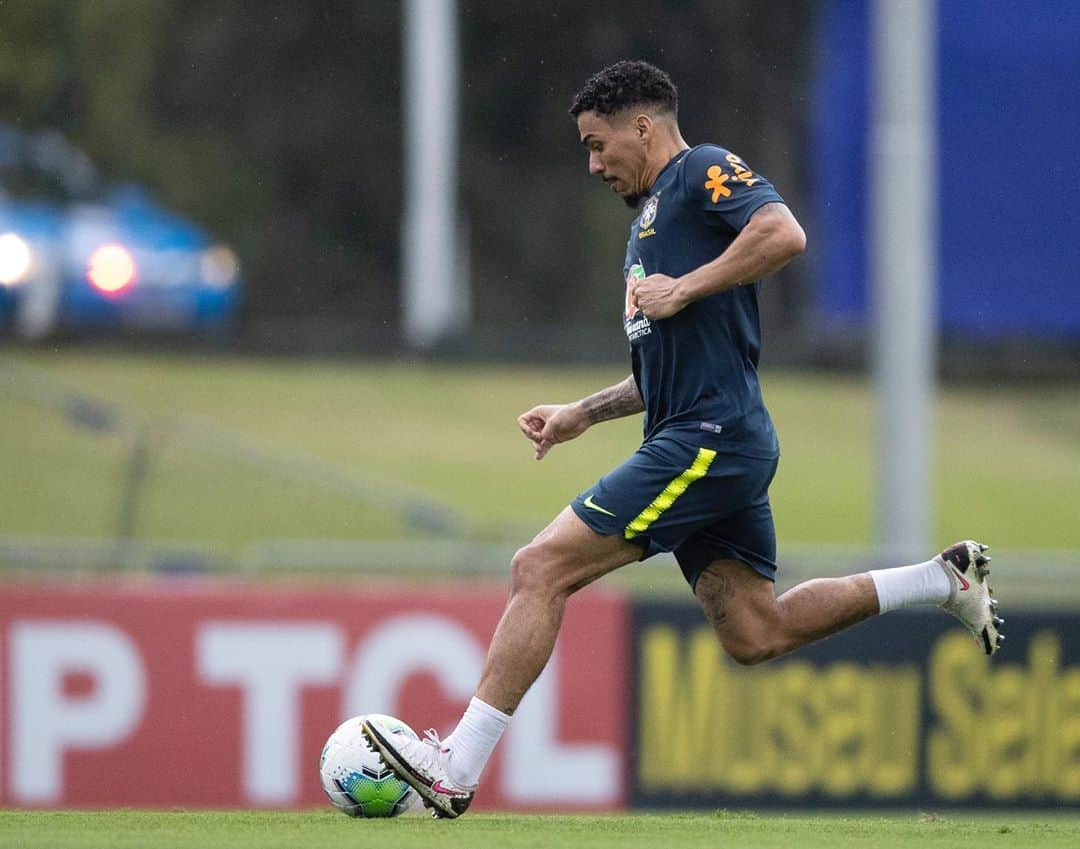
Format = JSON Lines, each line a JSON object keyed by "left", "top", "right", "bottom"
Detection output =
{"left": 577, "top": 111, "right": 648, "bottom": 209}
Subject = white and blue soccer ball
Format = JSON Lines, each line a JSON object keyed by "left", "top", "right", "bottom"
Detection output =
{"left": 319, "top": 713, "right": 420, "bottom": 818}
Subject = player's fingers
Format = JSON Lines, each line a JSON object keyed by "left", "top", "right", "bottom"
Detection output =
{"left": 540, "top": 420, "right": 566, "bottom": 445}
{"left": 535, "top": 439, "right": 552, "bottom": 460}
{"left": 517, "top": 413, "right": 543, "bottom": 441}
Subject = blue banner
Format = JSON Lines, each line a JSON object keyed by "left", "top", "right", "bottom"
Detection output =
{"left": 811, "top": 0, "right": 1080, "bottom": 339}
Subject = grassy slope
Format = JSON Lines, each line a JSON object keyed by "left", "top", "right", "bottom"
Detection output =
{"left": 3, "top": 352, "right": 1078, "bottom": 552}
{"left": 3, "top": 811, "right": 1079, "bottom": 849}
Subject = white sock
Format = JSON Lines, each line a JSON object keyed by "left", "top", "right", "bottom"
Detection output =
{"left": 444, "top": 696, "right": 511, "bottom": 787}
{"left": 869, "top": 559, "right": 952, "bottom": 613}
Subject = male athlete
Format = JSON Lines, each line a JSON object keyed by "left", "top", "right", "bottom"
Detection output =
{"left": 363, "top": 60, "right": 1003, "bottom": 818}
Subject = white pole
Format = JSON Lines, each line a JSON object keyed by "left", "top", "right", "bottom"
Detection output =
{"left": 871, "top": 0, "right": 937, "bottom": 563}
{"left": 402, "top": 0, "right": 465, "bottom": 349}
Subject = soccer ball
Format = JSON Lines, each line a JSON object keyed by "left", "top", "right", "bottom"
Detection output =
{"left": 319, "top": 714, "right": 420, "bottom": 818}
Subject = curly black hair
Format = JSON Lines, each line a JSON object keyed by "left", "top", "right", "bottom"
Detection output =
{"left": 569, "top": 60, "right": 678, "bottom": 119}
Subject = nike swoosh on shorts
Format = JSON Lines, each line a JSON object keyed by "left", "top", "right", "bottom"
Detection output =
{"left": 583, "top": 495, "right": 616, "bottom": 517}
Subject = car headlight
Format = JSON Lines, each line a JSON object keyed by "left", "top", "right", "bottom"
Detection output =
{"left": 0, "top": 232, "right": 33, "bottom": 286}
{"left": 201, "top": 244, "right": 240, "bottom": 290}
{"left": 87, "top": 243, "right": 137, "bottom": 295}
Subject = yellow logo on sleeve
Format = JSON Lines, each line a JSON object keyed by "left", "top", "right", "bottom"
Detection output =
{"left": 705, "top": 165, "right": 731, "bottom": 202}
{"left": 705, "top": 153, "right": 761, "bottom": 203}
{"left": 725, "top": 152, "right": 759, "bottom": 187}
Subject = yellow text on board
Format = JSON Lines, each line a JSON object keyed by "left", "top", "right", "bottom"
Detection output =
{"left": 638, "top": 625, "right": 920, "bottom": 797}
{"left": 637, "top": 625, "right": 1080, "bottom": 800}
{"left": 928, "top": 630, "right": 1080, "bottom": 799}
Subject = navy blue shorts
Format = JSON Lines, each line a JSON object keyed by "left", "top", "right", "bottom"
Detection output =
{"left": 570, "top": 430, "right": 779, "bottom": 590}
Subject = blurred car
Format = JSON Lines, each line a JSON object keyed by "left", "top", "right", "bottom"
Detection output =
{"left": 0, "top": 125, "right": 240, "bottom": 339}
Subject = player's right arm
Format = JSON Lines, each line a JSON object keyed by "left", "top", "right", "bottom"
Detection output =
{"left": 518, "top": 375, "right": 643, "bottom": 460}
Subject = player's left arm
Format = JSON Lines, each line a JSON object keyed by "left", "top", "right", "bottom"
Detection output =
{"left": 631, "top": 202, "right": 805, "bottom": 320}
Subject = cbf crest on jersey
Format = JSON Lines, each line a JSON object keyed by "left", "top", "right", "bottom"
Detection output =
{"left": 640, "top": 194, "right": 659, "bottom": 229}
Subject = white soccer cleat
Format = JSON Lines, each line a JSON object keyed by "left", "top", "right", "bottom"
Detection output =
{"left": 361, "top": 717, "right": 476, "bottom": 819}
{"left": 936, "top": 540, "right": 1003, "bottom": 656}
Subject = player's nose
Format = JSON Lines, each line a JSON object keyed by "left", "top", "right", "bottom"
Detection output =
{"left": 588, "top": 153, "right": 605, "bottom": 175}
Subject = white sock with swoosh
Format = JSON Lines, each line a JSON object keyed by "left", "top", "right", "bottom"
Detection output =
{"left": 869, "top": 559, "right": 951, "bottom": 613}
{"left": 444, "top": 696, "right": 511, "bottom": 787}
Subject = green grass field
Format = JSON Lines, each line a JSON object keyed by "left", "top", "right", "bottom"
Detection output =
{"left": 3, "top": 352, "right": 1079, "bottom": 556}
{"left": 4, "top": 810, "right": 1080, "bottom": 849}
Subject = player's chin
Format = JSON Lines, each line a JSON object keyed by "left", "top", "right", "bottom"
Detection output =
{"left": 605, "top": 179, "right": 643, "bottom": 209}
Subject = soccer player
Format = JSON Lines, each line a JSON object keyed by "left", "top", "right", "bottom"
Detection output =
{"left": 364, "top": 60, "right": 1003, "bottom": 818}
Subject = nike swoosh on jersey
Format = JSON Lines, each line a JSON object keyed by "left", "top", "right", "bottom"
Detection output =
{"left": 583, "top": 495, "right": 616, "bottom": 517}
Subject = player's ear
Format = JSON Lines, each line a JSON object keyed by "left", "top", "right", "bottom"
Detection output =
{"left": 634, "top": 114, "right": 652, "bottom": 142}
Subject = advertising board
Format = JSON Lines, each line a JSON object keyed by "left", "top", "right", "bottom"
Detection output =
{"left": 632, "top": 603, "right": 1080, "bottom": 808}
{"left": 0, "top": 581, "right": 627, "bottom": 810}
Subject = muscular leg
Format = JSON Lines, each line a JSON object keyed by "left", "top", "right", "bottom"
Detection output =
{"left": 695, "top": 559, "right": 879, "bottom": 665}
{"left": 475, "top": 506, "right": 644, "bottom": 713}
{"left": 365, "top": 507, "right": 644, "bottom": 800}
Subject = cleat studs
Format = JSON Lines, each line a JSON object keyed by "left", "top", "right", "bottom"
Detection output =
{"left": 993, "top": 616, "right": 1005, "bottom": 627}
{"left": 997, "top": 634, "right": 1005, "bottom": 646}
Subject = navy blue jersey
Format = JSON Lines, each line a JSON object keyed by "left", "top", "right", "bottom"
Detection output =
{"left": 623, "top": 143, "right": 784, "bottom": 458}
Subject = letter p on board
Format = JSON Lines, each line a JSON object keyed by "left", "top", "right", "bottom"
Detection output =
{"left": 10, "top": 621, "right": 146, "bottom": 803}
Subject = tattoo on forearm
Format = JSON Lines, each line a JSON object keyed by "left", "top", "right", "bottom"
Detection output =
{"left": 581, "top": 376, "right": 644, "bottom": 425}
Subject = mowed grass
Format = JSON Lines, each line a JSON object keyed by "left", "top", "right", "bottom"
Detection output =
{"left": 4, "top": 810, "right": 1080, "bottom": 849}
{"left": 2, "top": 351, "right": 1078, "bottom": 553}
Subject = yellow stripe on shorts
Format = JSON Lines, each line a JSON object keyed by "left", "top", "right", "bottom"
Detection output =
{"left": 624, "top": 447, "right": 717, "bottom": 540}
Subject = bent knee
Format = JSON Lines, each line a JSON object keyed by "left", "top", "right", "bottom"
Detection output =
{"left": 509, "top": 542, "right": 567, "bottom": 598}
{"left": 720, "top": 634, "right": 783, "bottom": 667}
{"left": 509, "top": 545, "right": 539, "bottom": 594}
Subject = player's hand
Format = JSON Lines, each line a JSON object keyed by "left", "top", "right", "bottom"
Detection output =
{"left": 631, "top": 273, "right": 689, "bottom": 320}
{"left": 517, "top": 402, "right": 590, "bottom": 460}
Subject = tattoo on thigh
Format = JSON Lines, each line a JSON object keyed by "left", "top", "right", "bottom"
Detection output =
{"left": 696, "top": 567, "right": 732, "bottom": 626}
